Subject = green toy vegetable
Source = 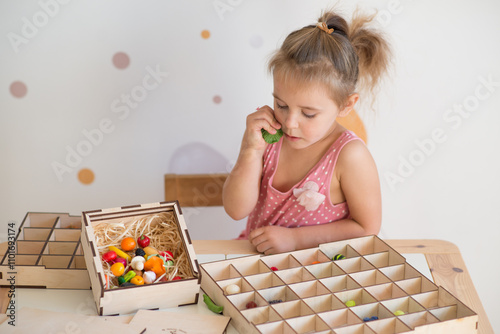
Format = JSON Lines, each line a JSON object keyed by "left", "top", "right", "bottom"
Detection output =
{"left": 261, "top": 128, "right": 283, "bottom": 144}
{"left": 203, "top": 294, "right": 223, "bottom": 314}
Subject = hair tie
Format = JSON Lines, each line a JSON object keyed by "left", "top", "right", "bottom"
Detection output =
{"left": 317, "top": 22, "right": 334, "bottom": 35}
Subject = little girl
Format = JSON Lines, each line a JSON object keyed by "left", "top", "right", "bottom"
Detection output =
{"left": 223, "top": 10, "right": 392, "bottom": 255}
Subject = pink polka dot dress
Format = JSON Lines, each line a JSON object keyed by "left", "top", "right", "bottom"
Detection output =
{"left": 238, "top": 130, "right": 361, "bottom": 239}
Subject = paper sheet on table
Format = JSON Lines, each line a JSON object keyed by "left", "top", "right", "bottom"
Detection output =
{"left": 0, "top": 307, "right": 141, "bottom": 333}
{"left": 129, "top": 309, "right": 231, "bottom": 334}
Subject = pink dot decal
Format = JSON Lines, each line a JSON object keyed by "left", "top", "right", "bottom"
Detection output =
{"left": 213, "top": 95, "right": 222, "bottom": 104}
{"left": 112, "top": 52, "right": 130, "bottom": 69}
{"left": 10, "top": 81, "right": 27, "bottom": 98}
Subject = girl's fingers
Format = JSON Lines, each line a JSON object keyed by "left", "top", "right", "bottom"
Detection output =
{"left": 248, "top": 107, "right": 281, "bottom": 132}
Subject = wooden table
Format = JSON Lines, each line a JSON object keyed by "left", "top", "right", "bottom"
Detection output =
{"left": 0, "top": 239, "right": 494, "bottom": 333}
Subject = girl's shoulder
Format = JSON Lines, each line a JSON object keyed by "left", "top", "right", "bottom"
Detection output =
{"left": 335, "top": 135, "right": 375, "bottom": 175}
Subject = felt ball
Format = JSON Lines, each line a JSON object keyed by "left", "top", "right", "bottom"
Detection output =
{"left": 394, "top": 310, "right": 405, "bottom": 316}
{"left": 225, "top": 284, "right": 241, "bottom": 295}
{"left": 363, "top": 317, "right": 371, "bottom": 322}
{"left": 345, "top": 300, "right": 356, "bottom": 307}
{"left": 333, "top": 254, "right": 346, "bottom": 261}
{"left": 370, "top": 316, "right": 379, "bottom": 321}
{"left": 311, "top": 261, "right": 321, "bottom": 264}
{"left": 246, "top": 301, "right": 257, "bottom": 309}
{"left": 268, "top": 299, "right": 282, "bottom": 304}
{"left": 270, "top": 266, "right": 278, "bottom": 271}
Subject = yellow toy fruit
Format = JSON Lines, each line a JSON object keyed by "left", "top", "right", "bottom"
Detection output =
{"left": 110, "top": 262, "right": 125, "bottom": 276}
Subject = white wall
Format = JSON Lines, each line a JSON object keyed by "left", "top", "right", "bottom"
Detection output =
{"left": 1, "top": 0, "right": 499, "bottom": 331}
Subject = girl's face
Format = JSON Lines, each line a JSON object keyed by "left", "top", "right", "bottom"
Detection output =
{"left": 273, "top": 76, "right": 347, "bottom": 149}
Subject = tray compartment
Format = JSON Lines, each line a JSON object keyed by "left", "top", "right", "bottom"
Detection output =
{"left": 411, "top": 287, "right": 462, "bottom": 309}
{"left": 257, "top": 285, "right": 300, "bottom": 305}
{"left": 245, "top": 272, "right": 285, "bottom": 290}
{"left": 202, "top": 261, "right": 241, "bottom": 281}
{"left": 335, "top": 288, "right": 377, "bottom": 307}
{"left": 260, "top": 253, "right": 301, "bottom": 271}
{"left": 233, "top": 258, "right": 272, "bottom": 276}
{"left": 21, "top": 228, "right": 52, "bottom": 241}
{"left": 365, "top": 283, "right": 408, "bottom": 302}
{"left": 271, "top": 300, "right": 315, "bottom": 319}
{"left": 319, "top": 275, "right": 361, "bottom": 293}
{"left": 398, "top": 311, "right": 440, "bottom": 329}
{"left": 381, "top": 296, "right": 426, "bottom": 316}
{"left": 349, "top": 269, "right": 391, "bottom": 287}
{"left": 304, "top": 261, "right": 345, "bottom": 279}
{"left": 303, "top": 294, "right": 346, "bottom": 313}
{"left": 288, "top": 280, "right": 330, "bottom": 299}
{"left": 227, "top": 290, "right": 268, "bottom": 311}
{"left": 317, "top": 308, "right": 362, "bottom": 328}
{"left": 51, "top": 229, "right": 81, "bottom": 242}
{"left": 394, "top": 277, "right": 437, "bottom": 295}
{"left": 319, "top": 243, "right": 361, "bottom": 261}
{"left": 16, "top": 241, "right": 46, "bottom": 255}
{"left": 241, "top": 306, "right": 282, "bottom": 325}
{"left": 273, "top": 267, "right": 315, "bottom": 285}
{"left": 290, "top": 248, "right": 331, "bottom": 266}
{"left": 332, "top": 323, "right": 376, "bottom": 334}
{"left": 379, "top": 263, "right": 422, "bottom": 282}
{"left": 46, "top": 241, "right": 79, "bottom": 255}
{"left": 334, "top": 257, "right": 375, "bottom": 274}
{"left": 349, "top": 302, "right": 394, "bottom": 322}
{"left": 364, "top": 250, "right": 406, "bottom": 269}
{"left": 285, "top": 314, "right": 330, "bottom": 333}
{"left": 364, "top": 317, "right": 412, "bottom": 334}
{"left": 217, "top": 277, "right": 254, "bottom": 295}
{"left": 255, "top": 320, "right": 296, "bottom": 334}
{"left": 38, "top": 255, "right": 72, "bottom": 269}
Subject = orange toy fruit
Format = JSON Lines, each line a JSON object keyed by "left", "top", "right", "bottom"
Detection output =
{"left": 121, "top": 237, "right": 136, "bottom": 251}
{"left": 144, "top": 256, "right": 165, "bottom": 278}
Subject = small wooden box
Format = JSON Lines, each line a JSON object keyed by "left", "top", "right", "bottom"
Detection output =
{"left": 201, "top": 235, "right": 477, "bottom": 334}
{"left": 81, "top": 201, "right": 200, "bottom": 316}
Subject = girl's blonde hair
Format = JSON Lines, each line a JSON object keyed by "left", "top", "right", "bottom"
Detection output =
{"left": 268, "top": 9, "right": 392, "bottom": 109}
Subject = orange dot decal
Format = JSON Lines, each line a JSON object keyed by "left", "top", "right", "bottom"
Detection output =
{"left": 336, "top": 109, "right": 367, "bottom": 143}
{"left": 201, "top": 30, "right": 210, "bottom": 39}
{"left": 78, "top": 168, "right": 95, "bottom": 185}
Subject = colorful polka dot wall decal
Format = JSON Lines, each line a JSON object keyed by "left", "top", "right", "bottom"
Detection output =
{"left": 201, "top": 30, "right": 210, "bottom": 39}
{"left": 10, "top": 81, "right": 27, "bottom": 98}
{"left": 112, "top": 52, "right": 130, "bottom": 69}
{"left": 78, "top": 168, "right": 95, "bottom": 185}
{"left": 213, "top": 95, "right": 222, "bottom": 104}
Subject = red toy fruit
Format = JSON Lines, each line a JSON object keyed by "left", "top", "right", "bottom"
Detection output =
{"left": 137, "top": 235, "right": 150, "bottom": 248}
{"left": 102, "top": 251, "right": 117, "bottom": 263}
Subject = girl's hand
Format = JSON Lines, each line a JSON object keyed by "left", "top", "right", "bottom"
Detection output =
{"left": 241, "top": 106, "right": 281, "bottom": 153}
{"left": 249, "top": 226, "right": 297, "bottom": 255}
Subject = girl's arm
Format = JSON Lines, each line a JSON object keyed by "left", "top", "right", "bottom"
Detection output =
{"left": 249, "top": 140, "right": 381, "bottom": 254}
{"left": 223, "top": 106, "right": 281, "bottom": 220}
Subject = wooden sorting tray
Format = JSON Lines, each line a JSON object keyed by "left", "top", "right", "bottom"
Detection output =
{"left": 0, "top": 212, "right": 90, "bottom": 289}
{"left": 201, "top": 235, "right": 478, "bottom": 334}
